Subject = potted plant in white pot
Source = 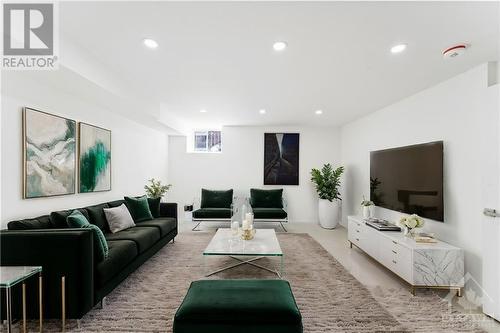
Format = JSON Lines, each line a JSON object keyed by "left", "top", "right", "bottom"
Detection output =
{"left": 360, "top": 196, "right": 374, "bottom": 218}
{"left": 310, "top": 164, "right": 345, "bottom": 229}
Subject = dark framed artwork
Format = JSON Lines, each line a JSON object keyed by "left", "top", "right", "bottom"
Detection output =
{"left": 23, "top": 107, "right": 76, "bottom": 198}
{"left": 78, "top": 122, "right": 111, "bottom": 193}
{"left": 264, "top": 133, "right": 300, "bottom": 185}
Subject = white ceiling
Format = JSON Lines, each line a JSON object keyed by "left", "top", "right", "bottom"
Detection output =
{"left": 60, "top": 1, "right": 499, "bottom": 129}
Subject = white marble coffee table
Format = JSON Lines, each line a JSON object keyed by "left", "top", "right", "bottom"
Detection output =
{"left": 203, "top": 228, "right": 284, "bottom": 278}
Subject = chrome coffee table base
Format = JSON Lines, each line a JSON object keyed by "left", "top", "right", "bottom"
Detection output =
{"left": 204, "top": 256, "right": 283, "bottom": 278}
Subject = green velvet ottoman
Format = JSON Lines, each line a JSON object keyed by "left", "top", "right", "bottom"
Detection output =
{"left": 173, "top": 279, "right": 303, "bottom": 333}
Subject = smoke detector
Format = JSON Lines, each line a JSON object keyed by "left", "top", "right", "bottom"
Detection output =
{"left": 442, "top": 44, "right": 468, "bottom": 59}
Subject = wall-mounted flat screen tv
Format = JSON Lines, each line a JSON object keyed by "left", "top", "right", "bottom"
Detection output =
{"left": 370, "top": 141, "right": 444, "bottom": 222}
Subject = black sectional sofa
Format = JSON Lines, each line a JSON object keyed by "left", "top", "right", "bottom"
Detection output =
{"left": 0, "top": 199, "right": 177, "bottom": 320}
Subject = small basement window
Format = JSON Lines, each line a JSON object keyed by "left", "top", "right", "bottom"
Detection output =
{"left": 193, "top": 130, "right": 222, "bottom": 152}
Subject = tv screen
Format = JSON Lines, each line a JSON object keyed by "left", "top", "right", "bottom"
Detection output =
{"left": 370, "top": 141, "right": 444, "bottom": 222}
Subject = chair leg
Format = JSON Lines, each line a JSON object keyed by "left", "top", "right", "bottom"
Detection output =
{"left": 279, "top": 221, "right": 288, "bottom": 232}
{"left": 192, "top": 222, "right": 202, "bottom": 231}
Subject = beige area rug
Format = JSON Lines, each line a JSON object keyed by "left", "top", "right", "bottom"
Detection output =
{"left": 7, "top": 233, "right": 487, "bottom": 333}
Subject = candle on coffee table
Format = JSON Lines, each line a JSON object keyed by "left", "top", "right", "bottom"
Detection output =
{"left": 242, "top": 220, "right": 250, "bottom": 230}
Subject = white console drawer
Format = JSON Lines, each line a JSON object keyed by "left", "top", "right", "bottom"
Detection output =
{"left": 348, "top": 219, "right": 365, "bottom": 249}
{"left": 378, "top": 235, "right": 413, "bottom": 282}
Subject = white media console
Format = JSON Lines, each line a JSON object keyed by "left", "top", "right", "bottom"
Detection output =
{"left": 347, "top": 215, "right": 464, "bottom": 295}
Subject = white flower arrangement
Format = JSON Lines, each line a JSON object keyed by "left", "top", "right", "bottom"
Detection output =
{"left": 399, "top": 214, "right": 424, "bottom": 229}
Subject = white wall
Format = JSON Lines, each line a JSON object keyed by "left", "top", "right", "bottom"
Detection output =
{"left": 340, "top": 63, "right": 498, "bottom": 299}
{"left": 0, "top": 72, "right": 169, "bottom": 227}
{"left": 168, "top": 126, "right": 340, "bottom": 223}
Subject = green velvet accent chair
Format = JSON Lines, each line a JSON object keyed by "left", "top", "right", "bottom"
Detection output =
{"left": 173, "top": 279, "right": 303, "bottom": 333}
{"left": 250, "top": 188, "right": 288, "bottom": 232}
{"left": 191, "top": 189, "right": 234, "bottom": 231}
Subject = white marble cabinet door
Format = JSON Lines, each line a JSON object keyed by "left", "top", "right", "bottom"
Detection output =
{"left": 413, "top": 249, "right": 464, "bottom": 287}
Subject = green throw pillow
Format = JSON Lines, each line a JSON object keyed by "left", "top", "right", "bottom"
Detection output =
{"left": 67, "top": 210, "right": 109, "bottom": 261}
{"left": 124, "top": 196, "right": 153, "bottom": 222}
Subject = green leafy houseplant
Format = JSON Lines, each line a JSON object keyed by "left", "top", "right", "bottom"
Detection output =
{"left": 310, "top": 164, "right": 345, "bottom": 202}
{"left": 144, "top": 178, "right": 172, "bottom": 199}
{"left": 360, "top": 196, "right": 374, "bottom": 207}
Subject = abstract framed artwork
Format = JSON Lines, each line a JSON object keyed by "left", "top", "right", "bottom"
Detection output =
{"left": 264, "top": 133, "right": 300, "bottom": 185}
{"left": 78, "top": 122, "right": 111, "bottom": 193}
{"left": 23, "top": 107, "right": 76, "bottom": 198}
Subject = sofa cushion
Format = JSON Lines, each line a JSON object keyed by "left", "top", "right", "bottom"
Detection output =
{"left": 67, "top": 210, "right": 109, "bottom": 261}
{"left": 107, "top": 199, "right": 125, "bottom": 208}
{"left": 192, "top": 208, "right": 232, "bottom": 219}
{"left": 7, "top": 215, "right": 52, "bottom": 230}
{"left": 136, "top": 218, "right": 176, "bottom": 237}
{"left": 105, "top": 226, "right": 160, "bottom": 253}
{"left": 50, "top": 208, "right": 90, "bottom": 228}
{"left": 147, "top": 198, "right": 161, "bottom": 218}
{"left": 250, "top": 189, "right": 283, "bottom": 208}
{"left": 200, "top": 189, "right": 233, "bottom": 209}
{"left": 173, "top": 280, "right": 302, "bottom": 333}
{"left": 85, "top": 203, "right": 110, "bottom": 231}
{"left": 252, "top": 208, "right": 287, "bottom": 220}
{"left": 95, "top": 240, "right": 137, "bottom": 288}
{"left": 125, "top": 196, "right": 153, "bottom": 222}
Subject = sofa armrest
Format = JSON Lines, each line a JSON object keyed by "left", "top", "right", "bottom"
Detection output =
{"left": 0, "top": 229, "right": 94, "bottom": 319}
{"left": 160, "top": 202, "right": 178, "bottom": 220}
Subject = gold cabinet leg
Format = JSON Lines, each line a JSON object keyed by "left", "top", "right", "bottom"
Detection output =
{"left": 22, "top": 282, "right": 27, "bottom": 333}
{"left": 349, "top": 241, "right": 352, "bottom": 248}
{"left": 61, "top": 276, "right": 66, "bottom": 332}
{"left": 410, "top": 286, "right": 416, "bottom": 296}
{"left": 39, "top": 274, "right": 43, "bottom": 333}
{"left": 457, "top": 288, "right": 462, "bottom": 297}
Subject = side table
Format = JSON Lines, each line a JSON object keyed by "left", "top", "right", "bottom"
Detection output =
{"left": 0, "top": 266, "right": 42, "bottom": 333}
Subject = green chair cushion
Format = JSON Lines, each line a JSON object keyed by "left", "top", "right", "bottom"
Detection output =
{"left": 147, "top": 197, "right": 161, "bottom": 218}
{"left": 135, "top": 217, "right": 176, "bottom": 237}
{"left": 124, "top": 196, "right": 154, "bottom": 222}
{"left": 250, "top": 189, "right": 283, "bottom": 208}
{"left": 67, "top": 210, "right": 109, "bottom": 261}
{"left": 252, "top": 208, "right": 287, "bottom": 219}
{"left": 200, "top": 189, "right": 233, "bottom": 209}
{"left": 105, "top": 226, "right": 160, "bottom": 253}
{"left": 192, "top": 208, "right": 232, "bottom": 219}
{"left": 174, "top": 280, "right": 302, "bottom": 333}
{"left": 95, "top": 240, "right": 137, "bottom": 288}
{"left": 85, "top": 203, "right": 110, "bottom": 231}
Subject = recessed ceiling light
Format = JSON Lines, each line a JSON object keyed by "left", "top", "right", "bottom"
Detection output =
{"left": 273, "top": 41, "right": 287, "bottom": 51}
{"left": 315, "top": 110, "right": 323, "bottom": 115}
{"left": 143, "top": 38, "right": 159, "bottom": 49}
{"left": 390, "top": 44, "right": 407, "bottom": 54}
{"left": 259, "top": 109, "right": 266, "bottom": 114}
{"left": 200, "top": 109, "right": 207, "bottom": 113}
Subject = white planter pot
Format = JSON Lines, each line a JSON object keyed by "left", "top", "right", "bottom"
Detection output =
{"left": 318, "top": 199, "right": 341, "bottom": 229}
{"left": 362, "top": 206, "right": 371, "bottom": 218}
